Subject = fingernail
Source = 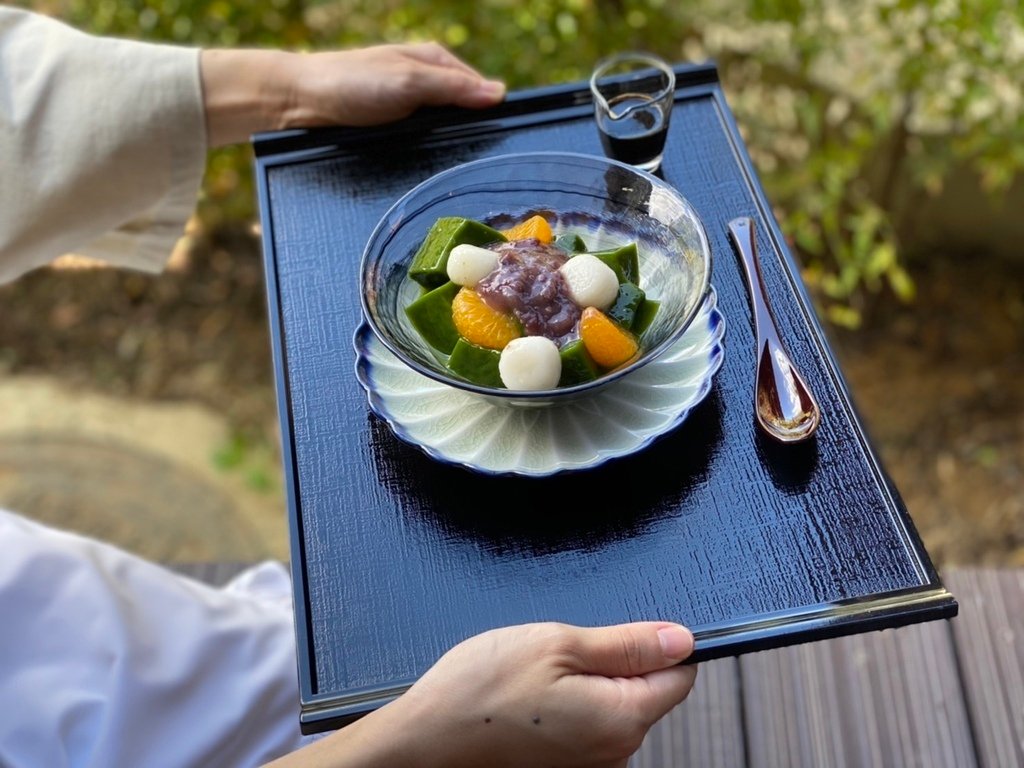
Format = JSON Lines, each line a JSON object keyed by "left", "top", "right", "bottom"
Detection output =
{"left": 478, "top": 79, "right": 506, "bottom": 98}
{"left": 657, "top": 625, "right": 694, "bottom": 659}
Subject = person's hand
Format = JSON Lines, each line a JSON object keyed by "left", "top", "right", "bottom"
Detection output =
{"left": 266, "top": 621, "right": 697, "bottom": 768}
{"left": 200, "top": 43, "right": 506, "bottom": 147}
{"left": 275, "top": 43, "right": 507, "bottom": 128}
{"left": 396, "top": 620, "right": 699, "bottom": 768}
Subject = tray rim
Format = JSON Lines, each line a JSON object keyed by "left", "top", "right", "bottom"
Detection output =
{"left": 294, "top": 584, "right": 955, "bottom": 733}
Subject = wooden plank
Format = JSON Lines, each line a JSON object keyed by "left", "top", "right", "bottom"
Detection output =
{"left": 739, "top": 620, "right": 976, "bottom": 767}
{"left": 946, "top": 568, "right": 1024, "bottom": 768}
{"left": 631, "top": 657, "right": 746, "bottom": 768}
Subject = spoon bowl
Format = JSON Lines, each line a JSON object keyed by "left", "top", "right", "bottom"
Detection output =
{"left": 728, "top": 216, "right": 821, "bottom": 443}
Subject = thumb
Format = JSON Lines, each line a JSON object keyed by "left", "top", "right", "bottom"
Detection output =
{"left": 566, "top": 622, "right": 694, "bottom": 678}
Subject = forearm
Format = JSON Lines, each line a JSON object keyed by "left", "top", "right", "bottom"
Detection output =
{"left": 262, "top": 693, "right": 440, "bottom": 768}
{"left": 199, "top": 48, "right": 299, "bottom": 148}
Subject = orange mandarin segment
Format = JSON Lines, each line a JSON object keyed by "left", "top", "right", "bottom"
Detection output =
{"left": 451, "top": 288, "right": 521, "bottom": 350}
{"left": 502, "top": 214, "right": 554, "bottom": 244}
{"left": 579, "top": 306, "right": 640, "bottom": 369}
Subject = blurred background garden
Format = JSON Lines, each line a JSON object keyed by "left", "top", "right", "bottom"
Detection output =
{"left": 1, "top": 0, "right": 1021, "bottom": 565}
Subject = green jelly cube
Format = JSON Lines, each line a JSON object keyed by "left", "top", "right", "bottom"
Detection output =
{"left": 447, "top": 338, "right": 504, "bottom": 388}
{"left": 632, "top": 298, "right": 660, "bottom": 336}
{"left": 408, "top": 217, "right": 507, "bottom": 289}
{"left": 558, "top": 338, "right": 600, "bottom": 386}
{"left": 554, "top": 232, "right": 588, "bottom": 254}
{"left": 607, "top": 282, "right": 646, "bottom": 329}
{"left": 589, "top": 242, "right": 639, "bottom": 284}
{"left": 404, "top": 281, "right": 461, "bottom": 354}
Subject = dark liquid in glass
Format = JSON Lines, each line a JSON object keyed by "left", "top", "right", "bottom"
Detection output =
{"left": 598, "top": 94, "right": 668, "bottom": 168}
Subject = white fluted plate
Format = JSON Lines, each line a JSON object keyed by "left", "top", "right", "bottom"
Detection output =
{"left": 354, "top": 287, "right": 725, "bottom": 477}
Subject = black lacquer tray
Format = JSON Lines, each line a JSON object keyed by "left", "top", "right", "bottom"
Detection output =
{"left": 253, "top": 62, "right": 956, "bottom": 734}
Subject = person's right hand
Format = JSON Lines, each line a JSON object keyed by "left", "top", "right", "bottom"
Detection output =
{"left": 395, "top": 620, "right": 699, "bottom": 768}
{"left": 267, "top": 620, "right": 698, "bottom": 768}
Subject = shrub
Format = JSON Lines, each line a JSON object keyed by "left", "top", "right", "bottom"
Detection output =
{"left": 684, "top": 0, "right": 1024, "bottom": 325}
{"left": 26, "top": 0, "right": 1024, "bottom": 325}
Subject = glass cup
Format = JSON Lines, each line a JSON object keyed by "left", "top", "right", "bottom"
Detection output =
{"left": 589, "top": 52, "right": 676, "bottom": 173}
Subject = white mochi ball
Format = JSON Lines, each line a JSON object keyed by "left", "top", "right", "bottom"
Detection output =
{"left": 499, "top": 336, "right": 562, "bottom": 391}
{"left": 446, "top": 244, "right": 499, "bottom": 287}
{"left": 559, "top": 253, "right": 620, "bottom": 311}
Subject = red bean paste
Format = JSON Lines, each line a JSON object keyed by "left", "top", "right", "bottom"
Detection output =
{"left": 475, "top": 239, "right": 581, "bottom": 345}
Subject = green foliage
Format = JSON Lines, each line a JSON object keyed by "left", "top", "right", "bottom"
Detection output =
{"left": 23, "top": 0, "right": 1024, "bottom": 326}
{"left": 682, "top": 0, "right": 1024, "bottom": 325}
{"left": 212, "top": 430, "right": 278, "bottom": 493}
{"left": 24, "top": 0, "right": 313, "bottom": 46}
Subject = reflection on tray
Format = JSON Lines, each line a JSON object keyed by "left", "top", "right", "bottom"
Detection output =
{"left": 366, "top": 387, "right": 724, "bottom": 558}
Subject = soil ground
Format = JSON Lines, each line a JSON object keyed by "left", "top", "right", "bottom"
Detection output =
{"left": 0, "top": 226, "right": 1020, "bottom": 566}
{"left": 826, "top": 250, "right": 1023, "bottom": 567}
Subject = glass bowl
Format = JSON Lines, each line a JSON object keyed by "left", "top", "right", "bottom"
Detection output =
{"left": 359, "top": 151, "right": 712, "bottom": 406}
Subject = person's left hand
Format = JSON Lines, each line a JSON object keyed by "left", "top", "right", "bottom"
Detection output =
{"left": 201, "top": 42, "right": 506, "bottom": 146}
{"left": 278, "top": 42, "right": 507, "bottom": 127}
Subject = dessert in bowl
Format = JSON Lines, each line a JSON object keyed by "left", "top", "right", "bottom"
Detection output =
{"left": 359, "top": 151, "right": 712, "bottom": 406}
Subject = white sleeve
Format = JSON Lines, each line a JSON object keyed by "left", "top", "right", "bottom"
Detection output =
{"left": 0, "top": 508, "right": 310, "bottom": 768}
{"left": 0, "top": 9, "right": 207, "bottom": 285}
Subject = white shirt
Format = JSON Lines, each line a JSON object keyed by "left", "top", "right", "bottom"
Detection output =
{"left": 0, "top": 6, "right": 205, "bottom": 284}
{"left": 0, "top": 9, "right": 307, "bottom": 767}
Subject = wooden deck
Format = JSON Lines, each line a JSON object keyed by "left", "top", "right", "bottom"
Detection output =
{"left": 175, "top": 565, "right": 1022, "bottom": 767}
{"left": 633, "top": 569, "right": 1022, "bottom": 768}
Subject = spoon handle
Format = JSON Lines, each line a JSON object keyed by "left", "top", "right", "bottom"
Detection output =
{"left": 728, "top": 217, "right": 782, "bottom": 348}
{"left": 729, "top": 217, "right": 782, "bottom": 348}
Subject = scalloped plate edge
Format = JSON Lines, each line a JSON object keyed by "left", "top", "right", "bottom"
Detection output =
{"left": 354, "top": 287, "right": 726, "bottom": 477}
